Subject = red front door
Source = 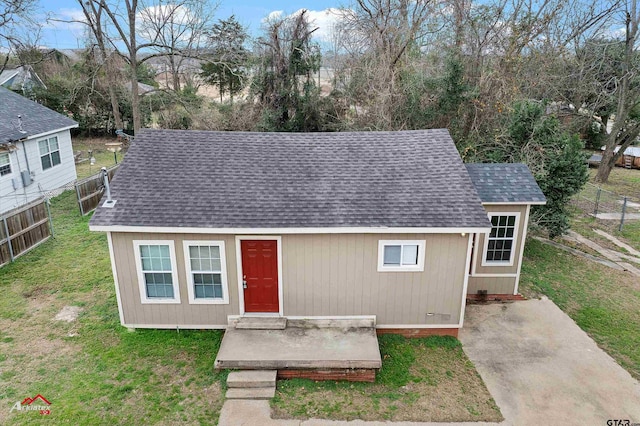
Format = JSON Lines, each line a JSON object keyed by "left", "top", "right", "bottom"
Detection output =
{"left": 241, "top": 240, "right": 279, "bottom": 313}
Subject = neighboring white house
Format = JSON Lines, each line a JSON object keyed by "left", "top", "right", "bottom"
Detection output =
{"left": 0, "top": 87, "right": 78, "bottom": 214}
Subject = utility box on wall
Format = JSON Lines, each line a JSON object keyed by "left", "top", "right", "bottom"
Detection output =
{"left": 21, "top": 170, "right": 32, "bottom": 186}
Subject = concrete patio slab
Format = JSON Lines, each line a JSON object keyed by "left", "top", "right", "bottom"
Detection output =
{"left": 460, "top": 298, "right": 640, "bottom": 425}
{"left": 215, "top": 326, "right": 382, "bottom": 370}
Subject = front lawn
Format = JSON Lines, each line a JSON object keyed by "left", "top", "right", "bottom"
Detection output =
{"left": 0, "top": 191, "right": 226, "bottom": 425}
{"left": 520, "top": 238, "right": 640, "bottom": 380}
{"left": 271, "top": 335, "right": 503, "bottom": 422}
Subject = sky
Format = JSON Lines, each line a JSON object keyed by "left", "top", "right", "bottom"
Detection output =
{"left": 38, "top": 0, "right": 342, "bottom": 50}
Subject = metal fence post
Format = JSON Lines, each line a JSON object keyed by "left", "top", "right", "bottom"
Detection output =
{"left": 619, "top": 197, "right": 628, "bottom": 231}
{"left": 594, "top": 187, "right": 601, "bottom": 216}
{"left": 3, "top": 217, "right": 14, "bottom": 263}
{"left": 45, "top": 198, "right": 55, "bottom": 238}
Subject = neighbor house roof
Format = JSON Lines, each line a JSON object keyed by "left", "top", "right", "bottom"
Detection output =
{"left": 0, "top": 86, "right": 78, "bottom": 143}
{"left": 90, "top": 129, "right": 492, "bottom": 231}
{"left": 465, "top": 163, "right": 546, "bottom": 204}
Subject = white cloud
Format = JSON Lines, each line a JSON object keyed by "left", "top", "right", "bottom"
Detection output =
{"left": 262, "top": 8, "right": 343, "bottom": 42}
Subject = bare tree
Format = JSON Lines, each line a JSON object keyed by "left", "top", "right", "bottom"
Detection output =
{"left": 596, "top": 0, "right": 640, "bottom": 182}
{"left": 0, "top": 0, "right": 40, "bottom": 72}
{"left": 77, "top": 0, "right": 123, "bottom": 130}
{"left": 138, "top": 0, "right": 215, "bottom": 92}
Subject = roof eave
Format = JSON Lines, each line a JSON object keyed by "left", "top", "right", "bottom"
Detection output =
{"left": 89, "top": 225, "right": 493, "bottom": 234}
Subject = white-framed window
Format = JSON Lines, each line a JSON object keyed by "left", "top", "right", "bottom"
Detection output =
{"left": 133, "top": 240, "right": 181, "bottom": 304}
{"left": 0, "top": 152, "right": 11, "bottom": 176}
{"left": 482, "top": 213, "right": 520, "bottom": 266}
{"left": 377, "top": 240, "right": 426, "bottom": 272}
{"left": 39, "top": 136, "right": 61, "bottom": 170}
{"left": 183, "top": 240, "right": 229, "bottom": 304}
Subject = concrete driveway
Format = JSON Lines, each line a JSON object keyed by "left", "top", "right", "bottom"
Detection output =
{"left": 460, "top": 298, "right": 640, "bottom": 425}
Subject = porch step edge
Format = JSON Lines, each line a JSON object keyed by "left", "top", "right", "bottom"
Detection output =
{"left": 234, "top": 317, "right": 287, "bottom": 330}
{"left": 227, "top": 370, "right": 277, "bottom": 388}
{"left": 225, "top": 386, "right": 275, "bottom": 400}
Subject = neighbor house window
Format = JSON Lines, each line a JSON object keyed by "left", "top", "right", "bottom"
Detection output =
{"left": 483, "top": 214, "right": 519, "bottom": 266}
{"left": 133, "top": 241, "right": 180, "bottom": 304}
{"left": 39, "top": 136, "right": 61, "bottom": 170}
{"left": 377, "top": 240, "right": 426, "bottom": 272}
{"left": 0, "top": 153, "right": 11, "bottom": 176}
{"left": 183, "top": 241, "right": 229, "bottom": 304}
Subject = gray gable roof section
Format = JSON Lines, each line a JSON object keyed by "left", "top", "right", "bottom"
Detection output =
{"left": 465, "top": 163, "right": 546, "bottom": 204}
{"left": 0, "top": 86, "right": 77, "bottom": 143}
{"left": 90, "top": 129, "right": 492, "bottom": 230}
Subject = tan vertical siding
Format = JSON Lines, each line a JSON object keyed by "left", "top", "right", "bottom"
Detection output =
{"left": 110, "top": 232, "right": 469, "bottom": 328}
{"left": 467, "top": 276, "right": 516, "bottom": 294}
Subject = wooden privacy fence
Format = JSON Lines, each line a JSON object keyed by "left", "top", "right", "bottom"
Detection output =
{"left": 76, "top": 165, "right": 119, "bottom": 216}
{"left": 0, "top": 198, "right": 53, "bottom": 267}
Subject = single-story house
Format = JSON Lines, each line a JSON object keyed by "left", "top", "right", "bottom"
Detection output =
{"left": 0, "top": 65, "right": 46, "bottom": 95}
{"left": 89, "top": 129, "right": 545, "bottom": 336}
{"left": 0, "top": 87, "right": 78, "bottom": 215}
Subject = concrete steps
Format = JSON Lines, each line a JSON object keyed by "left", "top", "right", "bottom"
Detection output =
{"left": 234, "top": 317, "right": 287, "bottom": 330}
{"left": 225, "top": 370, "right": 277, "bottom": 400}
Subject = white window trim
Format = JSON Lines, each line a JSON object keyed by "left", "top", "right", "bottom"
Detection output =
{"left": 183, "top": 240, "right": 229, "bottom": 305}
{"left": 481, "top": 212, "right": 521, "bottom": 267}
{"left": 39, "top": 136, "right": 61, "bottom": 171}
{"left": 133, "top": 240, "right": 181, "bottom": 304}
{"left": 377, "top": 240, "right": 426, "bottom": 272}
{"left": 0, "top": 152, "right": 12, "bottom": 177}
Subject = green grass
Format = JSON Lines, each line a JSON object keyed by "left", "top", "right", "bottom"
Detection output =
{"left": 0, "top": 191, "right": 226, "bottom": 424}
{"left": 272, "top": 335, "right": 502, "bottom": 422}
{"left": 520, "top": 238, "right": 640, "bottom": 380}
{"left": 73, "top": 137, "right": 122, "bottom": 180}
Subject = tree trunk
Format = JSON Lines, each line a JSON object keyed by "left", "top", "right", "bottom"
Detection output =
{"left": 128, "top": 3, "right": 141, "bottom": 132}
{"left": 595, "top": 0, "right": 638, "bottom": 183}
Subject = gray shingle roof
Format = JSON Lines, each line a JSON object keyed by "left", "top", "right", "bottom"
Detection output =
{"left": 465, "top": 163, "right": 546, "bottom": 204}
{"left": 0, "top": 86, "right": 77, "bottom": 143}
{"left": 90, "top": 129, "right": 492, "bottom": 230}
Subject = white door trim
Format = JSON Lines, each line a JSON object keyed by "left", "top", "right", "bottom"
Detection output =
{"left": 235, "top": 236, "right": 284, "bottom": 316}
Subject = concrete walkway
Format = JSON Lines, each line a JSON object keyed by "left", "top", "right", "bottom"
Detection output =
{"left": 218, "top": 299, "right": 640, "bottom": 425}
{"left": 460, "top": 298, "right": 640, "bottom": 425}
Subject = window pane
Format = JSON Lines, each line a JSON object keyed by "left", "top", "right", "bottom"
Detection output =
{"left": 141, "top": 258, "right": 152, "bottom": 270}
{"left": 203, "top": 285, "right": 214, "bottom": 298}
{"left": 49, "top": 137, "right": 59, "bottom": 150}
{"left": 401, "top": 244, "right": 418, "bottom": 265}
{"left": 0, "top": 153, "right": 9, "bottom": 166}
{"left": 41, "top": 155, "right": 51, "bottom": 170}
{"left": 199, "top": 246, "right": 210, "bottom": 258}
{"left": 212, "top": 273, "right": 222, "bottom": 284}
{"left": 149, "top": 245, "right": 161, "bottom": 257}
{"left": 195, "top": 285, "right": 205, "bottom": 298}
{"left": 506, "top": 228, "right": 514, "bottom": 238}
{"left": 39, "top": 140, "right": 49, "bottom": 155}
{"left": 499, "top": 216, "right": 507, "bottom": 226}
{"left": 161, "top": 258, "right": 172, "bottom": 271}
{"left": 190, "top": 258, "right": 201, "bottom": 270}
{"left": 213, "top": 284, "right": 223, "bottom": 298}
{"left": 504, "top": 240, "right": 513, "bottom": 250}
{"left": 497, "top": 228, "right": 505, "bottom": 237}
{"left": 210, "top": 258, "right": 221, "bottom": 271}
{"left": 508, "top": 216, "right": 516, "bottom": 226}
{"left": 491, "top": 216, "right": 499, "bottom": 226}
{"left": 150, "top": 258, "right": 162, "bottom": 270}
{"left": 383, "top": 245, "right": 401, "bottom": 265}
{"left": 210, "top": 246, "right": 220, "bottom": 258}
{"left": 189, "top": 246, "right": 199, "bottom": 258}
{"left": 147, "top": 284, "right": 157, "bottom": 297}
{"left": 51, "top": 150, "right": 61, "bottom": 166}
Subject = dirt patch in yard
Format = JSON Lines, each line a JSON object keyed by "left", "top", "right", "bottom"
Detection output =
{"left": 271, "top": 336, "right": 502, "bottom": 422}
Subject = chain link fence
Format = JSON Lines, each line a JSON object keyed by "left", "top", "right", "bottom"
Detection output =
{"left": 572, "top": 182, "right": 640, "bottom": 231}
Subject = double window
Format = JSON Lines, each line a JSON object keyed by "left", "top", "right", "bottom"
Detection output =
{"left": 0, "top": 152, "right": 11, "bottom": 176}
{"left": 483, "top": 214, "right": 518, "bottom": 265}
{"left": 183, "top": 241, "right": 229, "bottom": 304}
{"left": 39, "top": 136, "right": 61, "bottom": 170}
{"left": 133, "top": 240, "right": 229, "bottom": 305}
{"left": 377, "top": 240, "right": 426, "bottom": 272}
